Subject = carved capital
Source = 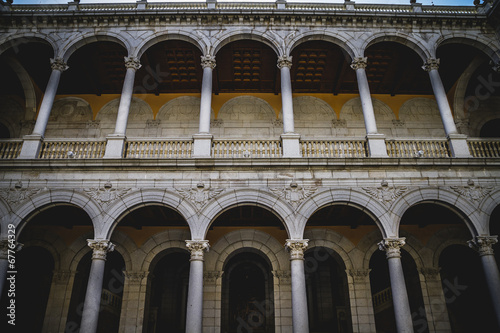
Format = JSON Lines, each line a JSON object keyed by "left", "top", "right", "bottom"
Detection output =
{"left": 272, "top": 270, "right": 291, "bottom": 284}
{"left": 422, "top": 58, "right": 440, "bottom": 72}
{"left": 350, "top": 57, "right": 368, "bottom": 70}
{"left": 87, "top": 239, "right": 114, "bottom": 260}
{"left": 0, "top": 240, "right": 9, "bottom": 259}
{"left": 186, "top": 240, "right": 209, "bottom": 261}
{"left": 468, "top": 236, "right": 498, "bottom": 256}
{"left": 491, "top": 61, "right": 500, "bottom": 73}
{"left": 285, "top": 239, "right": 309, "bottom": 260}
{"left": 346, "top": 269, "right": 371, "bottom": 282}
{"left": 378, "top": 238, "right": 405, "bottom": 259}
{"left": 201, "top": 55, "right": 216, "bottom": 69}
{"left": 277, "top": 55, "right": 293, "bottom": 69}
{"left": 418, "top": 267, "right": 440, "bottom": 280}
{"left": 124, "top": 271, "right": 149, "bottom": 283}
{"left": 124, "top": 56, "right": 141, "bottom": 70}
{"left": 203, "top": 270, "right": 222, "bottom": 283}
{"left": 50, "top": 57, "right": 69, "bottom": 72}
{"left": 52, "top": 270, "right": 75, "bottom": 284}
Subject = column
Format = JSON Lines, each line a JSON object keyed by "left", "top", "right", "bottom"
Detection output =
{"left": 119, "top": 271, "right": 149, "bottom": 333}
{"left": 418, "top": 267, "right": 451, "bottom": 333}
{"left": 285, "top": 239, "right": 309, "bottom": 333}
{"left": 19, "top": 57, "right": 68, "bottom": 159}
{"left": 80, "top": 239, "right": 114, "bottom": 333}
{"left": 346, "top": 269, "right": 376, "bottom": 333}
{"left": 422, "top": 58, "right": 470, "bottom": 157}
{"left": 278, "top": 56, "right": 301, "bottom": 157}
{"left": 378, "top": 238, "right": 414, "bottom": 333}
{"left": 351, "top": 57, "right": 388, "bottom": 157}
{"left": 468, "top": 235, "right": 500, "bottom": 329}
{"left": 185, "top": 240, "right": 209, "bottom": 333}
{"left": 104, "top": 56, "right": 141, "bottom": 158}
{"left": 193, "top": 55, "right": 216, "bottom": 157}
{"left": 42, "top": 270, "right": 77, "bottom": 333}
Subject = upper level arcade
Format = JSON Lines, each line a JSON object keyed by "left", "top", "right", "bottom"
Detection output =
{"left": 0, "top": 0, "right": 499, "bottom": 161}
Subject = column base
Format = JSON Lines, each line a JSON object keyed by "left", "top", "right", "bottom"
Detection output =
{"left": 366, "top": 133, "right": 388, "bottom": 158}
{"left": 281, "top": 133, "right": 301, "bottom": 158}
{"left": 103, "top": 134, "right": 126, "bottom": 158}
{"left": 18, "top": 134, "right": 43, "bottom": 159}
{"left": 448, "top": 134, "right": 471, "bottom": 158}
{"left": 192, "top": 133, "right": 213, "bottom": 158}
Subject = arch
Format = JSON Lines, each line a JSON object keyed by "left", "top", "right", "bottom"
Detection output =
{"left": 157, "top": 96, "right": 209, "bottom": 121}
{"left": 478, "top": 188, "right": 500, "bottom": 232}
{"left": 0, "top": 34, "right": 57, "bottom": 56}
{"left": 206, "top": 229, "right": 288, "bottom": 272}
{"left": 363, "top": 33, "right": 431, "bottom": 61}
{"left": 339, "top": 97, "right": 395, "bottom": 136}
{"left": 100, "top": 188, "right": 198, "bottom": 240}
{"left": 3, "top": 57, "right": 37, "bottom": 117}
{"left": 287, "top": 30, "right": 356, "bottom": 60}
{"left": 399, "top": 97, "right": 445, "bottom": 137}
{"left": 303, "top": 228, "right": 355, "bottom": 271}
{"left": 96, "top": 97, "right": 153, "bottom": 137}
{"left": 217, "top": 96, "right": 276, "bottom": 121}
{"left": 135, "top": 31, "right": 205, "bottom": 58}
{"left": 213, "top": 31, "right": 280, "bottom": 56}
{"left": 391, "top": 188, "right": 483, "bottom": 237}
{"left": 49, "top": 97, "right": 93, "bottom": 122}
{"left": 436, "top": 35, "right": 500, "bottom": 64}
{"left": 198, "top": 188, "right": 295, "bottom": 239}
{"left": 61, "top": 33, "right": 130, "bottom": 62}
{"left": 0, "top": 97, "right": 24, "bottom": 138}
{"left": 425, "top": 226, "right": 472, "bottom": 268}
{"left": 469, "top": 104, "right": 500, "bottom": 137}
{"left": 139, "top": 229, "right": 192, "bottom": 272}
{"left": 295, "top": 188, "right": 394, "bottom": 239}
{"left": 20, "top": 235, "right": 64, "bottom": 271}
{"left": 291, "top": 96, "right": 336, "bottom": 121}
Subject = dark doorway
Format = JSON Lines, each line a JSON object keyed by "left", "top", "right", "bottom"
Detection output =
{"left": 222, "top": 251, "right": 275, "bottom": 333}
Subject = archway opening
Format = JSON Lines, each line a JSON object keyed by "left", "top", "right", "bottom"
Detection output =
{"left": 480, "top": 119, "right": 500, "bottom": 138}
{"left": 305, "top": 246, "right": 352, "bottom": 333}
{"left": 145, "top": 250, "right": 190, "bottom": 333}
{"left": 439, "top": 245, "right": 498, "bottom": 332}
{"left": 0, "top": 122, "right": 10, "bottom": 138}
{"left": 222, "top": 250, "right": 275, "bottom": 333}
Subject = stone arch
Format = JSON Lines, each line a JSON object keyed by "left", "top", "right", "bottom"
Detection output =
{"left": 0, "top": 97, "right": 24, "bottom": 138}
{"left": 3, "top": 57, "right": 37, "bottom": 119}
{"left": 139, "top": 229, "right": 191, "bottom": 272}
{"left": 291, "top": 96, "right": 336, "bottom": 121}
{"left": 358, "top": 228, "right": 385, "bottom": 271}
{"left": 425, "top": 226, "right": 472, "bottom": 268}
{"left": 135, "top": 31, "right": 205, "bottom": 58}
{"left": 206, "top": 229, "right": 288, "bottom": 272}
{"left": 218, "top": 96, "right": 276, "bottom": 121}
{"left": 100, "top": 188, "right": 198, "bottom": 240}
{"left": 67, "top": 233, "right": 94, "bottom": 272}
{"left": 469, "top": 103, "right": 500, "bottom": 137}
{"left": 199, "top": 188, "right": 295, "bottom": 239}
{"left": 156, "top": 96, "right": 211, "bottom": 137}
{"left": 363, "top": 33, "right": 431, "bottom": 61}
{"left": 399, "top": 97, "right": 445, "bottom": 137}
{"left": 96, "top": 97, "right": 153, "bottom": 138}
{"left": 391, "top": 188, "right": 483, "bottom": 237}
{"left": 398, "top": 229, "right": 427, "bottom": 268}
{"left": 213, "top": 31, "right": 280, "bottom": 56}
{"left": 61, "top": 33, "right": 130, "bottom": 62}
{"left": 295, "top": 188, "right": 394, "bottom": 239}
{"left": 0, "top": 34, "right": 57, "bottom": 56}
{"left": 108, "top": 230, "right": 136, "bottom": 272}
{"left": 20, "top": 231, "right": 66, "bottom": 271}
{"left": 339, "top": 97, "right": 395, "bottom": 137}
{"left": 45, "top": 97, "right": 93, "bottom": 138}
{"left": 11, "top": 190, "right": 103, "bottom": 236}
{"left": 303, "top": 228, "right": 355, "bottom": 271}
{"left": 287, "top": 30, "right": 356, "bottom": 60}
{"left": 479, "top": 188, "right": 500, "bottom": 231}
{"left": 436, "top": 35, "right": 500, "bottom": 64}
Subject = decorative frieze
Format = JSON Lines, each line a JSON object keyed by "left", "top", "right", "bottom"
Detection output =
{"left": 362, "top": 180, "right": 408, "bottom": 206}
{"left": 87, "top": 239, "right": 114, "bottom": 260}
{"left": 0, "top": 181, "right": 41, "bottom": 205}
{"left": 84, "top": 182, "right": 131, "bottom": 207}
{"left": 186, "top": 240, "right": 209, "bottom": 261}
{"left": 468, "top": 236, "right": 498, "bottom": 256}
{"left": 378, "top": 238, "right": 406, "bottom": 259}
{"left": 176, "top": 183, "right": 224, "bottom": 210}
{"left": 285, "top": 239, "right": 309, "bottom": 260}
{"left": 270, "top": 182, "right": 317, "bottom": 210}
{"left": 450, "top": 180, "right": 493, "bottom": 202}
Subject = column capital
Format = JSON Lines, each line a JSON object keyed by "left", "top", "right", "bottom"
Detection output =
{"left": 350, "top": 56, "right": 368, "bottom": 70}
{"left": 123, "top": 270, "right": 149, "bottom": 283}
{"left": 491, "top": 61, "right": 500, "bottom": 73}
{"left": 87, "top": 239, "right": 115, "bottom": 260}
{"left": 124, "top": 56, "right": 142, "bottom": 70}
{"left": 285, "top": 239, "right": 309, "bottom": 260}
{"left": 422, "top": 58, "right": 440, "bottom": 72}
{"left": 277, "top": 55, "right": 293, "bottom": 69}
{"left": 378, "top": 237, "right": 406, "bottom": 259}
{"left": 346, "top": 268, "right": 371, "bottom": 282}
{"left": 201, "top": 55, "right": 216, "bottom": 69}
{"left": 50, "top": 57, "right": 69, "bottom": 72}
{"left": 418, "top": 267, "right": 441, "bottom": 280}
{"left": 52, "top": 270, "right": 76, "bottom": 284}
{"left": 186, "top": 240, "right": 209, "bottom": 261}
{"left": 468, "top": 235, "right": 498, "bottom": 256}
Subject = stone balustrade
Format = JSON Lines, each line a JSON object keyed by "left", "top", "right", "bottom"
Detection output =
{"left": 39, "top": 139, "right": 106, "bottom": 159}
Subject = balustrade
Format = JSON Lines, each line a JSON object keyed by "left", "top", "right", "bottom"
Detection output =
{"left": 301, "top": 140, "right": 367, "bottom": 158}
{"left": 386, "top": 139, "right": 450, "bottom": 158}
{"left": 125, "top": 139, "right": 193, "bottom": 158}
{"left": 212, "top": 140, "right": 282, "bottom": 158}
{"left": 39, "top": 139, "right": 106, "bottom": 159}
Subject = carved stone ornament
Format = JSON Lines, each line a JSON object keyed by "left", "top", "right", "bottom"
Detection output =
{"left": 176, "top": 183, "right": 224, "bottom": 210}
{"left": 84, "top": 182, "right": 131, "bottom": 207}
{"left": 378, "top": 238, "right": 406, "bottom": 259}
{"left": 211, "top": 119, "right": 224, "bottom": 128}
{"left": 186, "top": 240, "right": 209, "bottom": 261}
{"left": 87, "top": 239, "right": 115, "bottom": 260}
{"left": 362, "top": 181, "right": 408, "bottom": 206}
{"left": 422, "top": 58, "right": 440, "bottom": 72}
{"left": 285, "top": 239, "right": 309, "bottom": 260}
{"left": 350, "top": 57, "right": 368, "bottom": 70}
{"left": 86, "top": 120, "right": 100, "bottom": 129}
{"left": 346, "top": 269, "right": 371, "bottom": 282}
{"left": 450, "top": 180, "right": 493, "bottom": 202}
{"left": 201, "top": 55, "right": 216, "bottom": 69}
{"left": 0, "top": 181, "right": 41, "bottom": 205}
{"left": 204, "top": 270, "right": 222, "bottom": 283}
{"left": 270, "top": 182, "right": 317, "bottom": 210}
{"left": 468, "top": 236, "right": 498, "bottom": 256}
{"left": 146, "top": 119, "right": 160, "bottom": 128}
{"left": 272, "top": 270, "right": 291, "bottom": 284}
{"left": 392, "top": 119, "right": 406, "bottom": 128}
{"left": 332, "top": 119, "right": 347, "bottom": 128}
{"left": 124, "top": 271, "right": 149, "bottom": 283}
{"left": 50, "top": 57, "right": 69, "bottom": 72}
{"left": 272, "top": 119, "right": 283, "bottom": 128}
{"left": 52, "top": 270, "right": 75, "bottom": 284}
{"left": 418, "top": 267, "right": 440, "bottom": 279}
{"left": 277, "top": 55, "right": 293, "bottom": 69}
{"left": 124, "top": 56, "right": 142, "bottom": 70}
{"left": 490, "top": 60, "right": 500, "bottom": 73}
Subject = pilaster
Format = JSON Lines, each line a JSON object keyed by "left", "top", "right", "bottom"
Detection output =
{"left": 346, "top": 269, "right": 376, "bottom": 333}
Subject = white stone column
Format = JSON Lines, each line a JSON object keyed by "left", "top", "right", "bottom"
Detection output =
{"left": 351, "top": 57, "right": 388, "bottom": 157}
{"left": 378, "top": 238, "right": 414, "bottom": 333}
{"left": 104, "top": 56, "right": 141, "bottom": 158}
{"left": 19, "top": 58, "right": 68, "bottom": 159}
{"left": 346, "top": 269, "right": 377, "bottom": 333}
{"left": 285, "top": 239, "right": 310, "bottom": 333}
{"left": 422, "top": 58, "right": 470, "bottom": 157}
{"left": 80, "top": 240, "right": 114, "bottom": 333}
{"left": 185, "top": 240, "right": 209, "bottom": 333}
{"left": 193, "top": 55, "right": 216, "bottom": 157}
{"left": 278, "top": 56, "right": 301, "bottom": 158}
{"left": 468, "top": 236, "right": 500, "bottom": 329}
